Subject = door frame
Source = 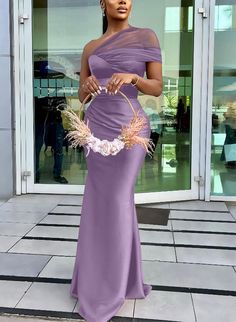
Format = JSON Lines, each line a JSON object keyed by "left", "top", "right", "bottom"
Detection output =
{"left": 204, "top": 0, "right": 216, "bottom": 201}
{"left": 14, "top": 0, "right": 205, "bottom": 203}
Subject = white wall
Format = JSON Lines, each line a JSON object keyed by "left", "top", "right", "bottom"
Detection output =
{"left": 0, "top": 0, "right": 13, "bottom": 199}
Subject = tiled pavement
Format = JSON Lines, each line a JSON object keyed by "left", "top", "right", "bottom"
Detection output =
{"left": 0, "top": 195, "right": 236, "bottom": 322}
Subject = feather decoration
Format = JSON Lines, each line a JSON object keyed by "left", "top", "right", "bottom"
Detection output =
{"left": 63, "top": 108, "right": 91, "bottom": 147}
{"left": 120, "top": 111, "right": 155, "bottom": 157}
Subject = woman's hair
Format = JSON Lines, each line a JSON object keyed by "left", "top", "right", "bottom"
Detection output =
{"left": 102, "top": 11, "right": 108, "bottom": 33}
{"left": 100, "top": 0, "right": 108, "bottom": 33}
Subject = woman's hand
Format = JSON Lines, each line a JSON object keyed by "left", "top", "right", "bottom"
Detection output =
{"left": 81, "top": 75, "right": 102, "bottom": 97}
{"left": 106, "top": 73, "right": 139, "bottom": 95}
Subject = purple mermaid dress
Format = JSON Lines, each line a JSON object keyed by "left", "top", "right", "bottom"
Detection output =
{"left": 70, "top": 25, "right": 162, "bottom": 322}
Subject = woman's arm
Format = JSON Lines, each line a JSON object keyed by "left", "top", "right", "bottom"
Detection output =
{"left": 78, "top": 44, "right": 91, "bottom": 103}
{"left": 78, "top": 42, "right": 101, "bottom": 103}
{"left": 132, "top": 61, "right": 163, "bottom": 97}
{"left": 106, "top": 63, "right": 163, "bottom": 97}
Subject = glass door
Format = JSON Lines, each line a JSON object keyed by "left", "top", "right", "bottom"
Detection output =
{"left": 208, "top": 0, "right": 236, "bottom": 199}
{"left": 20, "top": 0, "right": 203, "bottom": 202}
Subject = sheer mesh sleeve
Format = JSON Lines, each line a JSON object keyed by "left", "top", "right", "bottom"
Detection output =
{"left": 141, "top": 28, "right": 162, "bottom": 63}
{"left": 93, "top": 26, "right": 162, "bottom": 65}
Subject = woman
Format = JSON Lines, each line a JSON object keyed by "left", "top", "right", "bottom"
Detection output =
{"left": 70, "top": 1, "right": 162, "bottom": 321}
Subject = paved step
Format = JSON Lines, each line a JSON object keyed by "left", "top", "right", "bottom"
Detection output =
{"left": 0, "top": 197, "right": 236, "bottom": 322}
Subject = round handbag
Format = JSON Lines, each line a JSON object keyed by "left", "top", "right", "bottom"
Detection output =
{"left": 61, "top": 86, "right": 155, "bottom": 157}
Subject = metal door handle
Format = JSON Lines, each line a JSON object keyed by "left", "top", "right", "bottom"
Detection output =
{"left": 19, "top": 14, "right": 29, "bottom": 24}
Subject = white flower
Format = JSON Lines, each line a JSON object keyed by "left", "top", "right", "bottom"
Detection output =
{"left": 84, "top": 135, "right": 125, "bottom": 156}
{"left": 99, "top": 140, "right": 112, "bottom": 156}
{"left": 83, "top": 134, "right": 126, "bottom": 156}
{"left": 110, "top": 139, "right": 125, "bottom": 155}
{"left": 87, "top": 135, "right": 100, "bottom": 152}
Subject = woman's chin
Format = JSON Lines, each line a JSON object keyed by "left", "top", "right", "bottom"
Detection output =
{"left": 114, "top": 16, "right": 129, "bottom": 21}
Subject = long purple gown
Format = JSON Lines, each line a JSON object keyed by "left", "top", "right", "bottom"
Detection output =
{"left": 70, "top": 25, "right": 162, "bottom": 322}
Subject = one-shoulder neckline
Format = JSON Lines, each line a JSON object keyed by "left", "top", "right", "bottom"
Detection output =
{"left": 89, "top": 25, "right": 137, "bottom": 58}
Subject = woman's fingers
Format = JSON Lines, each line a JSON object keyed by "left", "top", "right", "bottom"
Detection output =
{"left": 91, "top": 75, "right": 102, "bottom": 93}
{"left": 110, "top": 79, "right": 124, "bottom": 94}
{"left": 106, "top": 73, "right": 135, "bottom": 95}
{"left": 107, "top": 75, "right": 120, "bottom": 94}
{"left": 106, "top": 74, "right": 116, "bottom": 93}
{"left": 87, "top": 76, "right": 100, "bottom": 95}
{"left": 115, "top": 79, "right": 125, "bottom": 93}
{"left": 82, "top": 75, "right": 102, "bottom": 96}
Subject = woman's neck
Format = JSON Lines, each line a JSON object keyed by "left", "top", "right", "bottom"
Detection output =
{"left": 105, "top": 21, "right": 130, "bottom": 36}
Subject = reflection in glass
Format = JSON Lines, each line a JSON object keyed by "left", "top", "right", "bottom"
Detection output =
{"left": 211, "top": 0, "right": 236, "bottom": 196}
{"left": 134, "top": 0, "right": 193, "bottom": 192}
{"left": 33, "top": 0, "right": 102, "bottom": 185}
{"left": 33, "top": 0, "right": 194, "bottom": 193}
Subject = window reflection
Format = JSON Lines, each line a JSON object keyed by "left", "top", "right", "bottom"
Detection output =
{"left": 33, "top": 0, "right": 101, "bottom": 185}
{"left": 134, "top": 0, "right": 193, "bottom": 193}
{"left": 211, "top": 0, "right": 236, "bottom": 196}
{"left": 215, "top": 5, "right": 233, "bottom": 30}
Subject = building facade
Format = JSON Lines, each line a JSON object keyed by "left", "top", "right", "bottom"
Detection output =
{"left": 1, "top": 0, "right": 236, "bottom": 203}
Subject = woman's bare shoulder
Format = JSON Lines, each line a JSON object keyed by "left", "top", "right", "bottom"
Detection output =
{"left": 83, "top": 36, "right": 106, "bottom": 56}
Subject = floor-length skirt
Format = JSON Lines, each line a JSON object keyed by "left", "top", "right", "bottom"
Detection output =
{"left": 70, "top": 94, "right": 152, "bottom": 322}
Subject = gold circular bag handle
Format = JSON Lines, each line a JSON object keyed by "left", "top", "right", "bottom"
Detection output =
{"left": 78, "top": 85, "right": 137, "bottom": 118}
{"left": 59, "top": 85, "right": 154, "bottom": 157}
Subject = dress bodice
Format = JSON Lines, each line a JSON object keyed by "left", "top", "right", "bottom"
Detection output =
{"left": 88, "top": 54, "right": 144, "bottom": 98}
{"left": 87, "top": 25, "right": 162, "bottom": 99}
